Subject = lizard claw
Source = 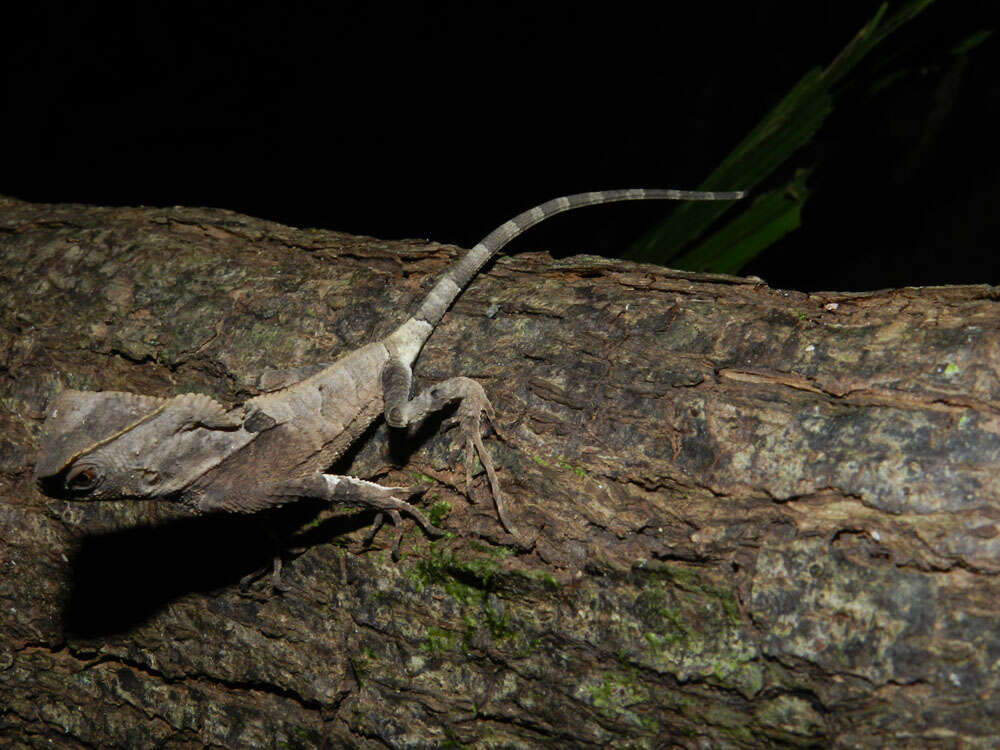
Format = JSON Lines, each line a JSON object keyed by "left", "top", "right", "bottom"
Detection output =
{"left": 238, "top": 520, "right": 304, "bottom": 596}
{"left": 239, "top": 550, "right": 296, "bottom": 597}
{"left": 362, "top": 484, "right": 444, "bottom": 560}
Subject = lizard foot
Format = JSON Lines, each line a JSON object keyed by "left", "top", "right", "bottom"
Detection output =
{"left": 382, "top": 363, "right": 516, "bottom": 536}
{"left": 443, "top": 379, "right": 516, "bottom": 536}
{"left": 239, "top": 551, "right": 292, "bottom": 595}
{"left": 238, "top": 532, "right": 308, "bottom": 596}
{"left": 358, "top": 483, "right": 445, "bottom": 560}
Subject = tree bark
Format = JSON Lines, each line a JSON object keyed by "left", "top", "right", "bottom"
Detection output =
{"left": 2, "top": 195, "right": 999, "bottom": 748}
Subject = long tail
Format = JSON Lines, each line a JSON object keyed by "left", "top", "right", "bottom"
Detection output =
{"left": 387, "top": 188, "right": 743, "bottom": 361}
{"left": 415, "top": 188, "right": 743, "bottom": 326}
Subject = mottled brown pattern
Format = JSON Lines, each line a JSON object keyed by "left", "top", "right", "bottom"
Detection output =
{"left": 2, "top": 195, "right": 1000, "bottom": 747}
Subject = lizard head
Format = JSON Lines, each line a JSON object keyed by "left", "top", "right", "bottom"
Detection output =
{"left": 35, "top": 388, "right": 243, "bottom": 501}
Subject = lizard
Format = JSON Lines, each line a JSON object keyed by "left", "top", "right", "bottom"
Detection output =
{"left": 33, "top": 188, "right": 743, "bottom": 565}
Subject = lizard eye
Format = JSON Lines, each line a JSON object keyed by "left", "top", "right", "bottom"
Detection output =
{"left": 65, "top": 465, "right": 101, "bottom": 494}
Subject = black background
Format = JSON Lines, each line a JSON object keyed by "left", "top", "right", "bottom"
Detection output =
{"left": 3, "top": 2, "right": 998, "bottom": 292}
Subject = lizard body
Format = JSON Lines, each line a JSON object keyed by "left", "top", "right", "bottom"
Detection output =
{"left": 34, "top": 188, "right": 743, "bottom": 556}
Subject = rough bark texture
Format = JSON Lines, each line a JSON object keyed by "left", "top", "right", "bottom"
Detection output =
{"left": 2, "top": 195, "right": 1000, "bottom": 748}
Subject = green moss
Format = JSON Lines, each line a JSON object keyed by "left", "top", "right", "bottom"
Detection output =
{"left": 427, "top": 500, "right": 452, "bottom": 527}
{"left": 529, "top": 451, "right": 592, "bottom": 478}
{"left": 422, "top": 625, "right": 460, "bottom": 654}
{"left": 468, "top": 539, "right": 512, "bottom": 559}
{"left": 643, "top": 630, "right": 682, "bottom": 651}
{"left": 408, "top": 541, "right": 533, "bottom": 654}
{"left": 244, "top": 321, "right": 289, "bottom": 352}
{"left": 407, "top": 470, "right": 438, "bottom": 484}
{"left": 410, "top": 543, "right": 505, "bottom": 605}
{"left": 642, "top": 562, "right": 741, "bottom": 626}
{"left": 557, "top": 455, "right": 589, "bottom": 478}
{"left": 528, "top": 453, "right": 551, "bottom": 468}
{"left": 440, "top": 736, "right": 473, "bottom": 750}
{"left": 633, "top": 562, "right": 759, "bottom": 691}
{"left": 482, "top": 598, "right": 513, "bottom": 641}
{"left": 636, "top": 588, "right": 694, "bottom": 644}
{"left": 732, "top": 661, "right": 765, "bottom": 699}
{"left": 514, "top": 636, "right": 542, "bottom": 658}
{"left": 522, "top": 569, "right": 559, "bottom": 589}
{"left": 581, "top": 670, "right": 655, "bottom": 730}
{"left": 349, "top": 647, "right": 382, "bottom": 685}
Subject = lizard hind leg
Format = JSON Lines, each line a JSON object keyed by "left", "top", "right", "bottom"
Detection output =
{"left": 363, "top": 509, "right": 407, "bottom": 561}
{"left": 381, "top": 359, "right": 515, "bottom": 535}
{"left": 237, "top": 530, "right": 286, "bottom": 593}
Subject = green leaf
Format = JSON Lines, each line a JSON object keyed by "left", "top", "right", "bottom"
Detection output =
{"left": 627, "top": 70, "right": 829, "bottom": 266}
{"left": 950, "top": 28, "right": 994, "bottom": 56}
{"left": 673, "top": 169, "right": 810, "bottom": 275}
{"left": 625, "top": 0, "right": 937, "bottom": 270}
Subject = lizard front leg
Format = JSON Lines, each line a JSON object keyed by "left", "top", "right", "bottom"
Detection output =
{"left": 381, "top": 358, "right": 514, "bottom": 535}
{"left": 273, "top": 474, "right": 444, "bottom": 560}
{"left": 202, "top": 474, "right": 444, "bottom": 562}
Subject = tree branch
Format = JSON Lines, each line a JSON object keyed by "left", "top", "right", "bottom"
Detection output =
{"left": 2, "top": 196, "right": 998, "bottom": 747}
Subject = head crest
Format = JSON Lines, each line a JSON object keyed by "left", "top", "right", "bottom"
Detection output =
{"left": 34, "top": 389, "right": 165, "bottom": 480}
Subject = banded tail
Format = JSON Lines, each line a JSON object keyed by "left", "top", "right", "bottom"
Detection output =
{"left": 387, "top": 188, "right": 744, "bottom": 362}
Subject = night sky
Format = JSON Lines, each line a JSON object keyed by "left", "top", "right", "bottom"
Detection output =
{"left": 3, "top": 3, "right": 998, "bottom": 292}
